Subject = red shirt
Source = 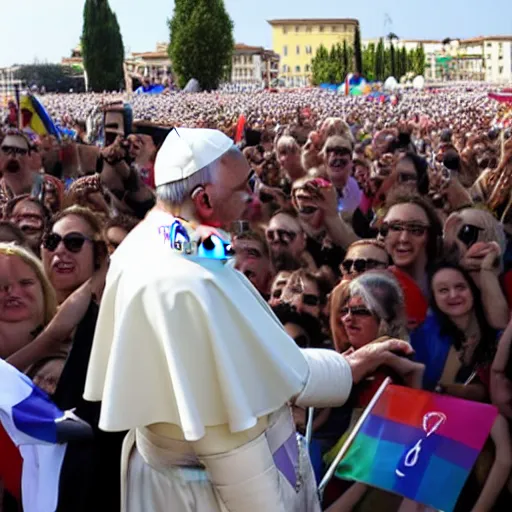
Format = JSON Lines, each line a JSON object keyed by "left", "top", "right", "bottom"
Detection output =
{"left": 388, "top": 266, "right": 428, "bottom": 330}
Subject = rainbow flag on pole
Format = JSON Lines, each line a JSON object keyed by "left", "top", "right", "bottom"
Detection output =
{"left": 334, "top": 384, "right": 498, "bottom": 512}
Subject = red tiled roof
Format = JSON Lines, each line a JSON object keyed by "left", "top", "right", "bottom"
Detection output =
{"left": 131, "top": 52, "right": 169, "bottom": 59}
{"left": 235, "top": 43, "right": 264, "bottom": 52}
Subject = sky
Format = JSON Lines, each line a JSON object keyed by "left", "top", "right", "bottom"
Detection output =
{"left": 1, "top": 0, "right": 511, "bottom": 67}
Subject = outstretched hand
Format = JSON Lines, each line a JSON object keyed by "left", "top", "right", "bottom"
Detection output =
{"left": 344, "top": 339, "right": 424, "bottom": 388}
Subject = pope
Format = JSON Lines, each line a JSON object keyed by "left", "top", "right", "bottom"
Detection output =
{"left": 83, "top": 127, "right": 420, "bottom": 511}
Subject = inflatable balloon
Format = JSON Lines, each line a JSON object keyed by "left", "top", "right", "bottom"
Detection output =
{"left": 413, "top": 75, "right": 425, "bottom": 90}
{"left": 383, "top": 76, "right": 398, "bottom": 92}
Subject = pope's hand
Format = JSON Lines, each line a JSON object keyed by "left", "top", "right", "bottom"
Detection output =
{"left": 344, "top": 339, "right": 424, "bottom": 387}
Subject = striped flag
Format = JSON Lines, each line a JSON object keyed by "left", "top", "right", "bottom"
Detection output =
{"left": 0, "top": 359, "right": 91, "bottom": 512}
{"left": 333, "top": 384, "right": 498, "bottom": 512}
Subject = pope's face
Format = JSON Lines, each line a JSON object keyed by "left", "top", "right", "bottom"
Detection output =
{"left": 206, "top": 150, "right": 258, "bottom": 225}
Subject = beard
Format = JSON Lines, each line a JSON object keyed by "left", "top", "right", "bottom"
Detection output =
{"left": 4, "top": 159, "right": 21, "bottom": 173}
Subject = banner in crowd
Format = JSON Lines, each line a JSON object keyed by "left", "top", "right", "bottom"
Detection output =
{"left": 335, "top": 384, "right": 498, "bottom": 512}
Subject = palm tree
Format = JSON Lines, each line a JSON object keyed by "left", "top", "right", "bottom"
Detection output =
{"left": 387, "top": 32, "right": 399, "bottom": 42}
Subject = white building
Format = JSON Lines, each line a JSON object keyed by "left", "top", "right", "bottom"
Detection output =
{"left": 231, "top": 44, "right": 279, "bottom": 85}
{"left": 458, "top": 36, "right": 512, "bottom": 83}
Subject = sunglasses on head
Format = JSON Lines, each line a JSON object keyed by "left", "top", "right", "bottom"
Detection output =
{"left": 43, "top": 232, "right": 92, "bottom": 253}
{"left": 341, "top": 258, "right": 387, "bottom": 275}
{"left": 2, "top": 145, "right": 28, "bottom": 156}
{"left": 266, "top": 229, "right": 298, "bottom": 243}
{"left": 379, "top": 222, "right": 429, "bottom": 238}
{"left": 340, "top": 306, "right": 373, "bottom": 317}
{"left": 457, "top": 223, "right": 485, "bottom": 248}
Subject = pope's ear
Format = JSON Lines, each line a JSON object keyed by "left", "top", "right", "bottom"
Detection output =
{"left": 191, "top": 186, "right": 214, "bottom": 219}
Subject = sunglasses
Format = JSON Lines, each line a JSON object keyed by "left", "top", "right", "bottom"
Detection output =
{"left": 43, "top": 232, "right": 92, "bottom": 253}
{"left": 301, "top": 293, "right": 321, "bottom": 307}
{"left": 380, "top": 222, "right": 429, "bottom": 238}
{"left": 266, "top": 229, "right": 298, "bottom": 243}
{"left": 2, "top": 145, "right": 28, "bottom": 156}
{"left": 340, "top": 306, "right": 373, "bottom": 317}
{"left": 341, "top": 258, "right": 387, "bottom": 274}
{"left": 457, "top": 224, "right": 485, "bottom": 248}
{"left": 325, "top": 147, "right": 351, "bottom": 157}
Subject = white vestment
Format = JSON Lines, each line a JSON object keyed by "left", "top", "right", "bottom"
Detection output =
{"left": 84, "top": 209, "right": 310, "bottom": 440}
{"left": 83, "top": 208, "right": 353, "bottom": 511}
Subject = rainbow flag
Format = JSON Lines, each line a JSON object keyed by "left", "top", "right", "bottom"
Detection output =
{"left": 335, "top": 384, "right": 498, "bottom": 512}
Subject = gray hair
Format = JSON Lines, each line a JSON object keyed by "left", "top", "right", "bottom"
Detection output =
{"left": 156, "top": 145, "right": 239, "bottom": 206}
{"left": 348, "top": 271, "right": 408, "bottom": 340}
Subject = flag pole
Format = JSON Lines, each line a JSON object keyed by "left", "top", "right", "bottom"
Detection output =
{"left": 305, "top": 407, "right": 315, "bottom": 446}
{"left": 318, "top": 377, "right": 392, "bottom": 497}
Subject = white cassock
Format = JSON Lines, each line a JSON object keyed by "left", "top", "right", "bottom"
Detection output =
{"left": 84, "top": 208, "right": 353, "bottom": 511}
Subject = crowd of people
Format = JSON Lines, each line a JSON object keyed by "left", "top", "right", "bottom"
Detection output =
{"left": 1, "top": 83, "right": 512, "bottom": 511}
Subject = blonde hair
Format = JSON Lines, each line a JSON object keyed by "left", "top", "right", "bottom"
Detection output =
{"left": 276, "top": 135, "right": 300, "bottom": 154}
{"left": 0, "top": 243, "right": 57, "bottom": 326}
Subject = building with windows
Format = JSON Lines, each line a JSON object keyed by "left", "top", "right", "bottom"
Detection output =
{"left": 268, "top": 18, "right": 359, "bottom": 86}
{"left": 231, "top": 44, "right": 280, "bottom": 85}
{"left": 457, "top": 36, "right": 512, "bottom": 83}
{"left": 125, "top": 43, "right": 172, "bottom": 83}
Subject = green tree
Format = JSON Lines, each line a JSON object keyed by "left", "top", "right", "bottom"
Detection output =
{"left": 354, "top": 25, "right": 363, "bottom": 74}
{"left": 375, "top": 38, "right": 385, "bottom": 81}
{"left": 347, "top": 44, "right": 355, "bottom": 75}
{"left": 311, "top": 44, "right": 330, "bottom": 85}
{"left": 82, "top": 0, "right": 125, "bottom": 92}
{"left": 362, "top": 43, "right": 376, "bottom": 81}
{"left": 15, "top": 64, "right": 86, "bottom": 93}
{"left": 389, "top": 42, "right": 397, "bottom": 77}
{"left": 342, "top": 40, "right": 349, "bottom": 78}
{"left": 415, "top": 44, "right": 426, "bottom": 75}
{"left": 399, "top": 47, "right": 408, "bottom": 77}
{"left": 168, "top": 0, "right": 234, "bottom": 90}
{"left": 328, "top": 46, "right": 338, "bottom": 83}
{"left": 407, "top": 49, "right": 416, "bottom": 74}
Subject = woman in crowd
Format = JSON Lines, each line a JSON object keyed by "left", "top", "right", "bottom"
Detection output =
{"left": 380, "top": 194, "right": 442, "bottom": 298}
{"left": 276, "top": 135, "right": 306, "bottom": 182}
{"left": 325, "top": 271, "right": 424, "bottom": 511}
{"left": 41, "top": 205, "right": 107, "bottom": 305}
{"left": 4, "top": 194, "right": 49, "bottom": 256}
{"left": 103, "top": 214, "right": 139, "bottom": 255}
{"left": 411, "top": 261, "right": 512, "bottom": 511}
{"left": 443, "top": 206, "right": 509, "bottom": 330}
